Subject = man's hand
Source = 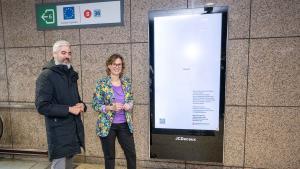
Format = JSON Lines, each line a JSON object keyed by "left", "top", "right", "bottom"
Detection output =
{"left": 69, "top": 103, "right": 84, "bottom": 115}
{"left": 76, "top": 103, "right": 85, "bottom": 112}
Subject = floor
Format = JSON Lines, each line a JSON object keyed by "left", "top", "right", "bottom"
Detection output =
{"left": 0, "top": 158, "right": 50, "bottom": 169}
{"left": 0, "top": 158, "right": 139, "bottom": 169}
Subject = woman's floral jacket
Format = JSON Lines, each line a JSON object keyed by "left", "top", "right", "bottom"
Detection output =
{"left": 92, "top": 76, "right": 134, "bottom": 137}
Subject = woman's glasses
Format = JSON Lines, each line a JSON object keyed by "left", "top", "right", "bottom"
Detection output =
{"left": 112, "top": 63, "right": 122, "bottom": 68}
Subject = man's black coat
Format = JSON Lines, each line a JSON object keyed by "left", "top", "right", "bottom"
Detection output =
{"left": 35, "top": 59, "right": 85, "bottom": 161}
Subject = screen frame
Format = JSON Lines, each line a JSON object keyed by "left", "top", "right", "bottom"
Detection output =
{"left": 149, "top": 6, "right": 228, "bottom": 136}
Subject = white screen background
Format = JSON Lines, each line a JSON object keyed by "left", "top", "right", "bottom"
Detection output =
{"left": 154, "top": 13, "right": 222, "bottom": 130}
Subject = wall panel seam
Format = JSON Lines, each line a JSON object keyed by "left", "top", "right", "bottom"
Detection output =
{"left": 243, "top": 0, "right": 253, "bottom": 167}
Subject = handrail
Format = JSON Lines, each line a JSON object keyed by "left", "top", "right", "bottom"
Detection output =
{"left": 0, "top": 102, "right": 35, "bottom": 109}
{"left": 0, "top": 117, "right": 2, "bottom": 138}
{"left": 0, "top": 148, "right": 48, "bottom": 156}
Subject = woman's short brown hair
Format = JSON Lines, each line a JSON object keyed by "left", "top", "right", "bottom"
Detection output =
{"left": 106, "top": 53, "right": 125, "bottom": 77}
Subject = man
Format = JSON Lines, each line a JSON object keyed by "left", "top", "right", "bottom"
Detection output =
{"left": 35, "top": 40, "right": 86, "bottom": 169}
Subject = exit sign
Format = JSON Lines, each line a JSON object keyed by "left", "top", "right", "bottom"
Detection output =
{"left": 35, "top": 0, "right": 124, "bottom": 30}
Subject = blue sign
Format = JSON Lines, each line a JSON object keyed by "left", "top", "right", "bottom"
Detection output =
{"left": 63, "top": 7, "right": 75, "bottom": 20}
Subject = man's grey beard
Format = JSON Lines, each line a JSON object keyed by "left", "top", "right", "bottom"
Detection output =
{"left": 54, "top": 59, "right": 71, "bottom": 69}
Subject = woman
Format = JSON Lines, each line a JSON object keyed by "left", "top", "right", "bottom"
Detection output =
{"left": 92, "top": 54, "right": 136, "bottom": 169}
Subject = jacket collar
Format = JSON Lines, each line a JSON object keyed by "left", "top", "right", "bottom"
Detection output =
{"left": 43, "top": 58, "right": 78, "bottom": 78}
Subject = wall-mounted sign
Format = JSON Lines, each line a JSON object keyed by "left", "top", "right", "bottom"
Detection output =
{"left": 36, "top": 0, "right": 124, "bottom": 30}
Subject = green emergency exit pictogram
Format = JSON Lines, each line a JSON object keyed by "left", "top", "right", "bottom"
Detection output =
{"left": 41, "top": 9, "right": 55, "bottom": 24}
{"left": 36, "top": 4, "right": 57, "bottom": 30}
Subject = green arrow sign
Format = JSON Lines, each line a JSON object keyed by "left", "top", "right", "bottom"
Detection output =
{"left": 36, "top": 4, "right": 57, "bottom": 30}
{"left": 41, "top": 9, "right": 55, "bottom": 24}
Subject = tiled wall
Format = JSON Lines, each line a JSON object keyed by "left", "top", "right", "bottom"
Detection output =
{"left": 0, "top": 0, "right": 299, "bottom": 168}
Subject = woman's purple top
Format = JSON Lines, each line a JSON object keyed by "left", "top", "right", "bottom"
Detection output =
{"left": 111, "top": 85, "right": 126, "bottom": 123}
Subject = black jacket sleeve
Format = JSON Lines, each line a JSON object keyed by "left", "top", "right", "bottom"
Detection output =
{"left": 35, "top": 72, "right": 69, "bottom": 117}
{"left": 76, "top": 85, "right": 87, "bottom": 112}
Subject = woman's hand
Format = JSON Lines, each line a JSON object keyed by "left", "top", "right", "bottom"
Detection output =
{"left": 110, "top": 103, "right": 124, "bottom": 112}
{"left": 123, "top": 103, "right": 132, "bottom": 111}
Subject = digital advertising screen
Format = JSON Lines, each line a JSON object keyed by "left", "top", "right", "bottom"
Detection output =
{"left": 149, "top": 7, "right": 227, "bottom": 135}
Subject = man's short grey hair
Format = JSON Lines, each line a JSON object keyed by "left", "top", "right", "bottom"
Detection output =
{"left": 53, "top": 40, "right": 70, "bottom": 53}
